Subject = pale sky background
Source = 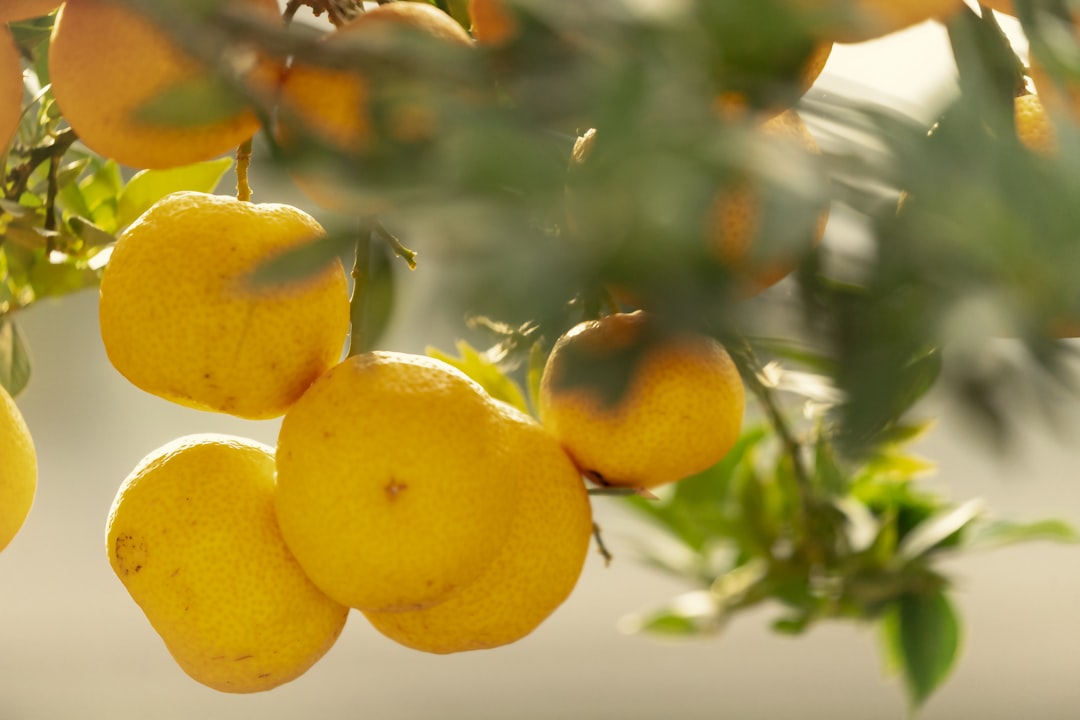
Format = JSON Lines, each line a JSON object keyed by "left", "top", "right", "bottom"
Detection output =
{"left": 3, "top": 5, "right": 1080, "bottom": 720}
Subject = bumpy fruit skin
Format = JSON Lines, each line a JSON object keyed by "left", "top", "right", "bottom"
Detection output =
{"left": 0, "top": 384, "right": 36, "bottom": 553}
{"left": 0, "top": 0, "right": 58, "bottom": 21}
{"left": 98, "top": 191, "right": 350, "bottom": 419}
{"left": 539, "top": 311, "right": 745, "bottom": 489}
{"left": 708, "top": 109, "right": 828, "bottom": 297}
{"left": 364, "top": 404, "right": 592, "bottom": 653}
{"left": 49, "top": 0, "right": 282, "bottom": 169}
{"left": 275, "top": 352, "right": 520, "bottom": 612}
{"left": 105, "top": 435, "right": 349, "bottom": 693}
{"left": 0, "top": 26, "right": 21, "bottom": 154}
{"left": 276, "top": 1, "right": 474, "bottom": 213}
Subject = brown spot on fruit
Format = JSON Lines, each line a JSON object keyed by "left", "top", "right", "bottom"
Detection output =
{"left": 384, "top": 478, "right": 408, "bottom": 501}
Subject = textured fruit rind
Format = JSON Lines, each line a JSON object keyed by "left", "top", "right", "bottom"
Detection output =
{"left": 539, "top": 312, "right": 745, "bottom": 489}
{"left": 105, "top": 435, "right": 348, "bottom": 693}
{"left": 0, "top": 383, "right": 36, "bottom": 553}
{"left": 364, "top": 404, "right": 592, "bottom": 653}
{"left": 275, "top": 351, "right": 520, "bottom": 612}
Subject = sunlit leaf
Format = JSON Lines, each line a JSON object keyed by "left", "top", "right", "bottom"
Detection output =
{"left": 115, "top": 158, "right": 233, "bottom": 230}
{"left": 618, "top": 590, "right": 723, "bottom": 637}
{"left": 962, "top": 517, "right": 1080, "bottom": 550}
{"left": 427, "top": 339, "right": 530, "bottom": 415}
{"left": 896, "top": 498, "right": 984, "bottom": 564}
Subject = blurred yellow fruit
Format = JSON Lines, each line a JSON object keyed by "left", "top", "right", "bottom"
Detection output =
{"left": 364, "top": 405, "right": 592, "bottom": 653}
{"left": 795, "top": 0, "right": 965, "bottom": 43}
{"left": 275, "top": 351, "right": 520, "bottom": 612}
{"left": 469, "top": 0, "right": 518, "bottom": 45}
{"left": 539, "top": 311, "right": 745, "bottom": 489}
{"left": 0, "top": 0, "right": 58, "bottom": 21}
{"left": 1015, "top": 93, "right": 1055, "bottom": 154}
{"left": 708, "top": 109, "right": 828, "bottom": 297}
{"left": 0, "top": 383, "right": 36, "bottom": 553}
{"left": 106, "top": 434, "right": 348, "bottom": 693}
{"left": 977, "top": 0, "right": 1013, "bottom": 15}
{"left": 49, "top": 0, "right": 282, "bottom": 169}
{"left": 0, "top": 26, "right": 21, "bottom": 153}
{"left": 98, "top": 191, "right": 350, "bottom": 419}
{"left": 276, "top": 1, "right": 473, "bottom": 213}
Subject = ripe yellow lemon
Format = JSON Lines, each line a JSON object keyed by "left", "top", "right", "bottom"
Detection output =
{"left": 276, "top": 2, "right": 474, "bottom": 213}
{"left": 0, "top": 26, "right": 21, "bottom": 154}
{"left": 364, "top": 405, "right": 592, "bottom": 653}
{"left": 106, "top": 434, "right": 349, "bottom": 693}
{"left": 49, "top": 0, "right": 282, "bottom": 169}
{"left": 539, "top": 311, "right": 745, "bottom": 489}
{"left": 98, "top": 191, "right": 350, "bottom": 420}
{"left": 709, "top": 109, "right": 828, "bottom": 297}
{"left": 469, "top": 0, "right": 518, "bottom": 45}
{"left": 796, "top": 0, "right": 964, "bottom": 43}
{"left": 0, "top": 0, "right": 59, "bottom": 21}
{"left": 0, "top": 383, "right": 36, "bottom": 553}
{"left": 1015, "top": 93, "right": 1055, "bottom": 154}
{"left": 275, "top": 351, "right": 520, "bottom": 613}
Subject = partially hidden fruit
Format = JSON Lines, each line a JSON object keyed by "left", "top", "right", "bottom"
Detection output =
{"left": 708, "top": 109, "right": 829, "bottom": 297}
{"left": 0, "top": 26, "right": 21, "bottom": 153}
{"left": 469, "top": 0, "right": 518, "bottom": 45}
{"left": 49, "top": 0, "right": 282, "bottom": 169}
{"left": 98, "top": 191, "right": 350, "bottom": 419}
{"left": 364, "top": 405, "right": 592, "bottom": 653}
{"left": 0, "top": 383, "right": 36, "bottom": 553}
{"left": 1015, "top": 93, "right": 1055, "bottom": 155}
{"left": 0, "top": 0, "right": 59, "bottom": 21}
{"left": 106, "top": 435, "right": 348, "bottom": 693}
{"left": 276, "top": 2, "right": 474, "bottom": 213}
{"left": 977, "top": 0, "right": 1014, "bottom": 15}
{"left": 275, "top": 352, "right": 520, "bottom": 612}
{"left": 539, "top": 311, "right": 745, "bottom": 489}
{"left": 796, "top": 0, "right": 965, "bottom": 43}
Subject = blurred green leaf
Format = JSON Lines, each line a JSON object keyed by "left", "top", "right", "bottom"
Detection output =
{"left": 619, "top": 590, "right": 723, "bottom": 638}
{"left": 962, "top": 517, "right": 1080, "bottom": 550}
{"left": 882, "top": 589, "right": 961, "bottom": 709}
{"left": 134, "top": 75, "right": 251, "bottom": 128}
{"left": 896, "top": 499, "right": 984, "bottom": 564}
{"left": 247, "top": 232, "right": 352, "bottom": 286}
{"left": 115, "top": 158, "right": 233, "bottom": 230}
{"left": 0, "top": 316, "right": 31, "bottom": 398}
{"left": 427, "top": 340, "right": 530, "bottom": 415}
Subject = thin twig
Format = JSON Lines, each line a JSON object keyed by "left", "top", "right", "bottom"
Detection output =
{"left": 592, "top": 521, "right": 614, "bottom": 567}
{"left": 235, "top": 138, "right": 254, "bottom": 202}
{"left": 373, "top": 220, "right": 417, "bottom": 269}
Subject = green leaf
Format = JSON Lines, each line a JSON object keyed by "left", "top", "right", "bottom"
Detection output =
{"left": 618, "top": 590, "right": 723, "bottom": 637}
{"left": 896, "top": 499, "right": 984, "bottom": 564}
{"left": 427, "top": 340, "right": 530, "bottom": 415}
{"left": 881, "top": 590, "right": 961, "bottom": 709}
{"left": 0, "top": 317, "right": 32, "bottom": 397}
{"left": 115, "top": 158, "right": 233, "bottom": 230}
{"left": 962, "top": 517, "right": 1080, "bottom": 550}
{"left": 247, "top": 232, "right": 352, "bottom": 286}
{"left": 134, "top": 75, "right": 251, "bottom": 128}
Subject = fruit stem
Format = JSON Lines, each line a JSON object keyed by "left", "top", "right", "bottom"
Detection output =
{"left": 347, "top": 221, "right": 374, "bottom": 357}
{"left": 374, "top": 221, "right": 417, "bottom": 270}
{"left": 236, "top": 139, "right": 254, "bottom": 202}
{"left": 592, "top": 522, "right": 614, "bottom": 567}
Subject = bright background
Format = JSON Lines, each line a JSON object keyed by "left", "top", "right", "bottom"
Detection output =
{"left": 3, "top": 6, "right": 1079, "bottom": 719}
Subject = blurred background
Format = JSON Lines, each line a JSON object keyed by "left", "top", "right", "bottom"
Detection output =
{"left": 3, "top": 6, "right": 1080, "bottom": 719}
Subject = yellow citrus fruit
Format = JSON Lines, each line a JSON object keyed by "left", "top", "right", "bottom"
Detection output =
{"left": 0, "top": 0, "right": 59, "bottom": 21}
{"left": 539, "top": 311, "right": 745, "bottom": 489}
{"left": 98, "top": 191, "right": 350, "bottom": 420}
{"left": 49, "top": 0, "right": 282, "bottom": 170}
{"left": 795, "top": 0, "right": 965, "bottom": 43}
{"left": 364, "top": 404, "right": 592, "bottom": 653}
{"left": 0, "top": 26, "right": 21, "bottom": 154}
{"left": 0, "top": 383, "right": 36, "bottom": 553}
{"left": 709, "top": 109, "right": 828, "bottom": 297}
{"left": 469, "top": 0, "right": 518, "bottom": 45}
{"left": 275, "top": 351, "right": 521, "bottom": 613}
{"left": 1015, "top": 93, "right": 1055, "bottom": 154}
{"left": 276, "top": 2, "right": 474, "bottom": 213}
{"left": 106, "top": 434, "right": 349, "bottom": 693}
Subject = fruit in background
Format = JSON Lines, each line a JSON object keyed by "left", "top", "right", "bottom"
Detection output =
{"left": 1015, "top": 93, "right": 1055, "bottom": 154}
{"left": 98, "top": 191, "right": 350, "bottom": 420}
{"left": 48, "top": 0, "right": 282, "bottom": 169}
{"left": 795, "top": 0, "right": 965, "bottom": 43}
{"left": 274, "top": 351, "right": 520, "bottom": 612}
{"left": 539, "top": 311, "right": 745, "bottom": 489}
{"left": 708, "top": 109, "right": 828, "bottom": 297}
{"left": 0, "top": 0, "right": 59, "bottom": 21}
{"left": 105, "top": 434, "right": 349, "bottom": 693}
{"left": 0, "top": 26, "right": 21, "bottom": 153}
{"left": 364, "top": 405, "right": 592, "bottom": 654}
{"left": 0, "top": 383, "right": 36, "bottom": 553}
{"left": 276, "top": 1, "right": 474, "bottom": 213}
{"left": 469, "top": 0, "right": 518, "bottom": 45}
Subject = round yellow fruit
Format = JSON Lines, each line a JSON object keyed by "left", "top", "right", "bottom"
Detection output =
{"left": 106, "top": 435, "right": 348, "bottom": 693}
{"left": 796, "top": 0, "right": 965, "bottom": 43}
{"left": 0, "top": 26, "right": 21, "bottom": 154}
{"left": 1015, "top": 93, "right": 1055, "bottom": 154}
{"left": 98, "top": 191, "right": 350, "bottom": 419}
{"left": 0, "top": 0, "right": 59, "bottom": 22}
{"left": 49, "top": 0, "right": 282, "bottom": 169}
{"left": 0, "top": 383, "right": 36, "bottom": 553}
{"left": 276, "top": 1, "right": 474, "bottom": 213}
{"left": 709, "top": 109, "right": 828, "bottom": 297}
{"left": 364, "top": 405, "right": 592, "bottom": 653}
{"left": 539, "top": 311, "right": 745, "bottom": 489}
{"left": 275, "top": 351, "right": 520, "bottom": 613}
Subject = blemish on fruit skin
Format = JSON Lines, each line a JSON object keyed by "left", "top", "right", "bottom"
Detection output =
{"left": 234, "top": 655, "right": 253, "bottom": 661}
{"left": 114, "top": 534, "right": 148, "bottom": 576}
{"left": 385, "top": 477, "right": 408, "bottom": 500}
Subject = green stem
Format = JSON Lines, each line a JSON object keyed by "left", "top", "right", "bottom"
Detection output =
{"left": 373, "top": 221, "right": 417, "bottom": 269}
{"left": 347, "top": 220, "right": 374, "bottom": 357}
